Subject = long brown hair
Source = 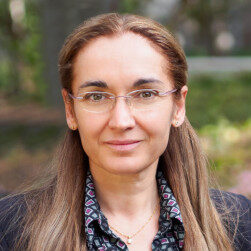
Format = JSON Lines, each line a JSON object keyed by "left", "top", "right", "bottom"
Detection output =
{"left": 3, "top": 13, "right": 235, "bottom": 250}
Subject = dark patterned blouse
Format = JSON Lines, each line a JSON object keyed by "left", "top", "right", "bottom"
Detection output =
{"left": 84, "top": 167, "right": 185, "bottom": 251}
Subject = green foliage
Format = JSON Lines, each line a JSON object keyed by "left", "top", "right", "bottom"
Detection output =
{"left": 199, "top": 118, "right": 251, "bottom": 188}
{"left": 118, "top": 0, "right": 141, "bottom": 13}
{"left": 0, "top": 0, "right": 46, "bottom": 103}
{"left": 22, "top": 0, "right": 46, "bottom": 102}
{"left": 187, "top": 72, "right": 251, "bottom": 129}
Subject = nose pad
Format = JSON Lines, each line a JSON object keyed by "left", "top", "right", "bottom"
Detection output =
{"left": 108, "top": 96, "right": 135, "bottom": 130}
{"left": 113, "top": 96, "right": 132, "bottom": 111}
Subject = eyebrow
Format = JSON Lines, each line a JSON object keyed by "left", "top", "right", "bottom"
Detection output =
{"left": 78, "top": 78, "right": 164, "bottom": 90}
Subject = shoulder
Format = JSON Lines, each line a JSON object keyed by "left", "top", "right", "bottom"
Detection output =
{"left": 210, "top": 189, "right": 251, "bottom": 250}
{"left": 0, "top": 194, "right": 27, "bottom": 251}
{"left": 210, "top": 189, "right": 251, "bottom": 217}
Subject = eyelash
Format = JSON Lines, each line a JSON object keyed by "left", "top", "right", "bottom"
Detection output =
{"left": 84, "top": 92, "right": 107, "bottom": 101}
{"left": 134, "top": 90, "right": 159, "bottom": 98}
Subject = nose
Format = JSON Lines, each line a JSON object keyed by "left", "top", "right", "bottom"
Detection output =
{"left": 108, "top": 97, "right": 136, "bottom": 131}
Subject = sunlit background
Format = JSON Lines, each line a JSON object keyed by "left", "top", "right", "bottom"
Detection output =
{"left": 0, "top": 0, "right": 250, "bottom": 198}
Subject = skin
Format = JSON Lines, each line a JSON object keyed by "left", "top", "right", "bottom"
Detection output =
{"left": 62, "top": 32, "right": 188, "bottom": 248}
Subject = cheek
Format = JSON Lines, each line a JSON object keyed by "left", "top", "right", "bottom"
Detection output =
{"left": 74, "top": 109, "right": 105, "bottom": 154}
{"left": 136, "top": 106, "right": 173, "bottom": 143}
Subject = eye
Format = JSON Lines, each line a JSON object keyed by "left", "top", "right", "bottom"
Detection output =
{"left": 135, "top": 89, "right": 159, "bottom": 99}
{"left": 82, "top": 92, "right": 110, "bottom": 102}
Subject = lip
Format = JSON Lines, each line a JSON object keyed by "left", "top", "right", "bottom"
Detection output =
{"left": 104, "top": 140, "right": 142, "bottom": 151}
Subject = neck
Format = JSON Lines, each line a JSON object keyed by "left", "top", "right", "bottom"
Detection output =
{"left": 89, "top": 161, "right": 160, "bottom": 221}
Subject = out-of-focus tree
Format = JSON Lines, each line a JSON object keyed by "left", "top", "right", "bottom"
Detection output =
{"left": 0, "top": 0, "right": 45, "bottom": 102}
{"left": 144, "top": 0, "right": 251, "bottom": 55}
{"left": 39, "top": 0, "right": 110, "bottom": 106}
{"left": 0, "top": 0, "right": 26, "bottom": 98}
{"left": 0, "top": 0, "right": 20, "bottom": 96}
{"left": 182, "top": 0, "right": 232, "bottom": 55}
{"left": 180, "top": 0, "right": 251, "bottom": 55}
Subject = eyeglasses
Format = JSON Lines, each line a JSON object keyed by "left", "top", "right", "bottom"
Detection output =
{"left": 68, "top": 88, "right": 177, "bottom": 113}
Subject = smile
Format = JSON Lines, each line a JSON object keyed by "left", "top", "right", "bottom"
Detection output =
{"left": 105, "top": 140, "right": 142, "bottom": 151}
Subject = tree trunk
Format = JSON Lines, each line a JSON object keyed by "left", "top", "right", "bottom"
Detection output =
{"left": 39, "top": 0, "right": 113, "bottom": 107}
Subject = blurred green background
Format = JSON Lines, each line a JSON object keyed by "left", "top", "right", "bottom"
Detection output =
{"left": 0, "top": 0, "right": 250, "bottom": 197}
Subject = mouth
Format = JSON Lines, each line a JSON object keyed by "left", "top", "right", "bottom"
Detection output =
{"left": 104, "top": 140, "right": 142, "bottom": 151}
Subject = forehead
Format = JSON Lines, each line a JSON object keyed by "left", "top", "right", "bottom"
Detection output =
{"left": 72, "top": 32, "right": 171, "bottom": 91}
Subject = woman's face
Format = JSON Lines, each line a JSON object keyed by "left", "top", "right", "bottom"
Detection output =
{"left": 62, "top": 32, "right": 187, "bottom": 175}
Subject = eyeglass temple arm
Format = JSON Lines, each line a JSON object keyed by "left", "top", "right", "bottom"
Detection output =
{"left": 68, "top": 93, "right": 83, "bottom": 100}
{"left": 159, "top": 89, "right": 178, "bottom": 96}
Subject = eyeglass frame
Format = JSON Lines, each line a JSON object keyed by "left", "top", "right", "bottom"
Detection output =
{"left": 67, "top": 88, "right": 178, "bottom": 113}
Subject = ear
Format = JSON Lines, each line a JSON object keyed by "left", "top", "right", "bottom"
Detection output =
{"left": 172, "top": 85, "right": 188, "bottom": 127}
{"left": 61, "top": 88, "right": 78, "bottom": 130}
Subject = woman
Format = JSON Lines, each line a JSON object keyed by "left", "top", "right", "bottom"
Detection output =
{"left": 0, "top": 13, "right": 250, "bottom": 251}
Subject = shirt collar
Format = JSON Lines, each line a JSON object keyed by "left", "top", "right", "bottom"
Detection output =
{"left": 84, "top": 167, "right": 184, "bottom": 247}
{"left": 156, "top": 168, "right": 183, "bottom": 224}
{"left": 156, "top": 168, "right": 184, "bottom": 248}
{"left": 84, "top": 168, "right": 113, "bottom": 244}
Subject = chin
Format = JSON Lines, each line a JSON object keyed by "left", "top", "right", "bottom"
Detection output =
{"left": 100, "top": 157, "right": 151, "bottom": 175}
